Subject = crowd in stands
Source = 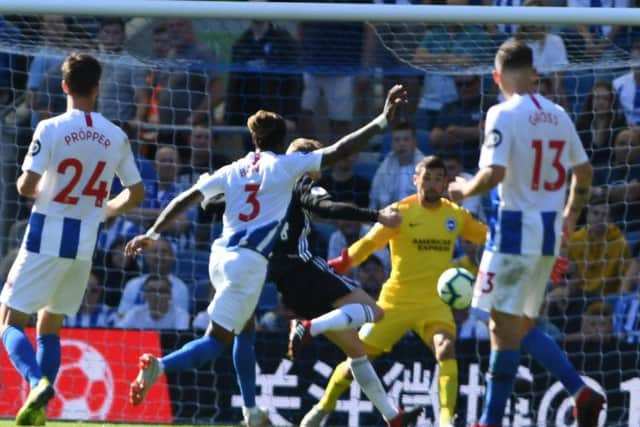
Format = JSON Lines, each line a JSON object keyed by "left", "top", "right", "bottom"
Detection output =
{"left": 0, "top": 0, "right": 640, "bottom": 347}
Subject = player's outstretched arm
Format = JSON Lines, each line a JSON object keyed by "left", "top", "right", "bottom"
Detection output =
{"left": 318, "top": 84, "right": 407, "bottom": 168}
{"left": 308, "top": 200, "right": 402, "bottom": 228}
{"left": 448, "top": 165, "right": 506, "bottom": 204}
{"left": 124, "top": 187, "right": 204, "bottom": 257}
{"left": 105, "top": 182, "right": 145, "bottom": 219}
{"left": 563, "top": 161, "right": 593, "bottom": 238}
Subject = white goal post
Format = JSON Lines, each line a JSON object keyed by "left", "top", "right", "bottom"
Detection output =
{"left": 2, "top": 0, "right": 640, "bottom": 26}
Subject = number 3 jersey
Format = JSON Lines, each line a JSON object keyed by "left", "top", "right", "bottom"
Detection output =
{"left": 21, "top": 109, "right": 141, "bottom": 261}
{"left": 479, "top": 93, "right": 589, "bottom": 256}
{"left": 195, "top": 150, "right": 322, "bottom": 258}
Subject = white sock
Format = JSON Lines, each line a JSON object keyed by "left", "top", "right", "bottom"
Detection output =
{"left": 309, "top": 304, "right": 375, "bottom": 336}
{"left": 349, "top": 356, "right": 398, "bottom": 421}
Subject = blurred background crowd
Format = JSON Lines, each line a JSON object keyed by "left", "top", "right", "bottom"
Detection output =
{"left": 0, "top": 0, "right": 639, "bottom": 347}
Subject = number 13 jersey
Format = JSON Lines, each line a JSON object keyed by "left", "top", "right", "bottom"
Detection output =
{"left": 195, "top": 150, "right": 322, "bottom": 258}
{"left": 479, "top": 93, "right": 589, "bottom": 256}
{"left": 21, "top": 109, "right": 141, "bottom": 261}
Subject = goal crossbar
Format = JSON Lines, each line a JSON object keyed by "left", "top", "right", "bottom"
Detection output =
{"left": 3, "top": 0, "right": 640, "bottom": 26}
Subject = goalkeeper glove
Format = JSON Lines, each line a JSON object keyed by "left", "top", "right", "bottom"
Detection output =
{"left": 550, "top": 256, "right": 569, "bottom": 285}
{"left": 328, "top": 248, "right": 353, "bottom": 275}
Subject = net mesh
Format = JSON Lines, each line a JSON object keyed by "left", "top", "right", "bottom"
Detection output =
{"left": 0, "top": 9, "right": 638, "bottom": 426}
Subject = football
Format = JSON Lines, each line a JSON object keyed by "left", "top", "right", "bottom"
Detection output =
{"left": 437, "top": 267, "right": 475, "bottom": 310}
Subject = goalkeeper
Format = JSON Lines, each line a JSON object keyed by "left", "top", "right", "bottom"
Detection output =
{"left": 301, "top": 155, "right": 487, "bottom": 427}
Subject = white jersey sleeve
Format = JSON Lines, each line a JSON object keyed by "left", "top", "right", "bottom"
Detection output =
{"left": 22, "top": 121, "right": 53, "bottom": 175}
{"left": 115, "top": 139, "right": 142, "bottom": 187}
{"left": 194, "top": 165, "right": 229, "bottom": 203}
{"left": 479, "top": 105, "right": 512, "bottom": 169}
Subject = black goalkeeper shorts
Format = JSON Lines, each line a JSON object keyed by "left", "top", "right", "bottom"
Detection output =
{"left": 270, "top": 255, "right": 359, "bottom": 319}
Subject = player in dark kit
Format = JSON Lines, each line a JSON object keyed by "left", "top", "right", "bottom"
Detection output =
{"left": 235, "top": 138, "right": 424, "bottom": 427}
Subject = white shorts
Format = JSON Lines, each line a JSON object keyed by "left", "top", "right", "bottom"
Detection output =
{"left": 472, "top": 251, "right": 556, "bottom": 318}
{"left": 206, "top": 247, "right": 268, "bottom": 334}
{"left": 301, "top": 73, "right": 354, "bottom": 121}
{"left": 0, "top": 249, "right": 91, "bottom": 316}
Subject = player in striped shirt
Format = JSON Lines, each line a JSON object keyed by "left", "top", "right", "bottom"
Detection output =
{"left": 124, "top": 85, "right": 408, "bottom": 410}
{"left": 0, "top": 53, "right": 144, "bottom": 425}
{"left": 448, "top": 40, "right": 602, "bottom": 427}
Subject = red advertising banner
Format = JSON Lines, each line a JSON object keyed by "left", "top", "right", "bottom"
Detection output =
{"left": 0, "top": 328, "right": 172, "bottom": 423}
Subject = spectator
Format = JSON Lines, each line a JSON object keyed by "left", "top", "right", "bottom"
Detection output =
{"left": 64, "top": 271, "right": 117, "bottom": 328}
{"left": 0, "top": 17, "right": 21, "bottom": 105}
{"left": 414, "top": 0, "right": 493, "bottom": 131}
{"left": 567, "top": 0, "right": 631, "bottom": 55}
{"left": 430, "top": 74, "right": 495, "bottom": 169}
{"left": 442, "top": 153, "right": 487, "bottom": 222}
{"left": 117, "top": 238, "right": 190, "bottom": 317}
{"left": 298, "top": 0, "right": 369, "bottom": 139}
{"left": 355, "top": 255, "right": 387, "bottom": 299}
{"left": 117, "top": 274, "right": 190, "bottom": 330}
{"left": 370, "top": 122, "right": 425, "bottom": 210}
{"left": 592, "top": 127, "right": 640, "bottom": 235}
{"left": 158, "top": 18, "right": 223, "bottom": 132}
{"left": 26, "top": 16, "right": 69, "bottom": 124}
{"left": 565, "top": 301, "right": 614, "bottom": 343}
{"left": 137, "top": 24, "right": 172, "bottom": 152}
{"left": 613, "top": 42, "right": 640, "bottom": 126}
{"left": 566, "top": 200, "right": 631, "bottom": 295}
{"left": 511, "top": 0, "right": 568, "bottom": 110}
{"left": 177, "top": 124, "right": 230, "bottom": 186}
{"left": 621, "top": 245, "right": 640, "bottom": 293}
{"left": 95, "top": 237, "right": 141, "bottom": 308}
{"left": 576, "top": 80, "right": 627, "bottom": 169}
{"left": 367, "top": 0, "right": 426, "bottom": 116}
{"left": 483, "top": 0, "right": 524, "bottom": 38}
{"left": 96, "top": 18, "right": 147, "bottom": 128}
{"left": 177, "top": 124, "right": 229, "bottom": 248}
{"left": 125, "top": 145, "right": 195, "bottom": 251}
{"left": 317, "top": 153, "right": 371, "bottom": 208}
{"left": 225, "top": 19, "right": 301, "bottom": 130}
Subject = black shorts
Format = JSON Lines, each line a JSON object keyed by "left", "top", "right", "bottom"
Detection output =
{"left": 270, "top": 255, "right": 359, "bottom": 319}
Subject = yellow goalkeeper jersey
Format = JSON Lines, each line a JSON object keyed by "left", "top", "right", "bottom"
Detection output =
{"left": 348, "top": 195, "right": 487, "bottom": 307}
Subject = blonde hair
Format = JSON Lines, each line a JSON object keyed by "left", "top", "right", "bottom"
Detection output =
{"left": 286, "top": 138, "right": 322, "bottom": 154}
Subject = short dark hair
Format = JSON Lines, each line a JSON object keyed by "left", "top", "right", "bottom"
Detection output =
{"left": 415, "top": 155, "right": 448, "bottom": 175}
{"left": 495, "top": 39, "right": 533, "bottom": 73}
{"left": 391, "top": 121, "right": 416, "bottom": 134}
{"left": 61, "top": 53, "right": 102, "bottom": 97}
{"left": 247, "top": 110, "right": 287, "bottom": 151}
{"left": 100, "top": 17, "right": 125, "bottom": 31}
{"left": 286, "top": 138, "right": 322, "bottom": 154}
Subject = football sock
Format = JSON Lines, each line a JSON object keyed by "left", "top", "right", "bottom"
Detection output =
{"left": 349, "top": 356, "right": 398, "bottom": 421}
{"left": 233, "top": 330, "right": 257, "bottom": 408}
{"left": 318, "top": 360, "right": 353, "bottom": 412}
{"left": 2, "top": 325, "right": 42, "bottom": 389}
{"left": 438, "top": 358, "right": 458, "bottom": 426}
{"left": 36, "top": 334, "right": 61, "bottom": 384}
{"left": 480, "top": 349, "right": 519, "bottom": 426}
{"left": 309, "top": 304, "right": 375, "bottom": 337}
{"left": 161, "top": 335, "right": 223, "bottom": 372}
{"left": 522, "top": 327, "right": 584, "bottom": 396}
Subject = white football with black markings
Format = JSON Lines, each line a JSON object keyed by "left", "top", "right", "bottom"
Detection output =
{"left": 437, "top": 267, "right": 474, "bottom": 310}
